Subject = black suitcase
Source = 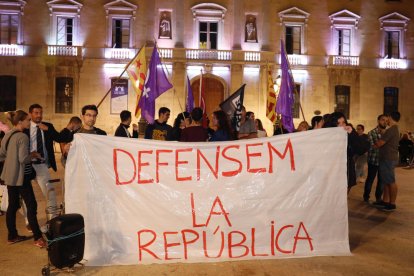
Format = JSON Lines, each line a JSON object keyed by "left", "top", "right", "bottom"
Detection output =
{"left": 46, "top": 213, "right": 85, "bottom": 269}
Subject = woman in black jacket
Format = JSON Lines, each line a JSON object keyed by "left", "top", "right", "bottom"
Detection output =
{"left": 324, "top": 112, "right": 370, "bottom": 193}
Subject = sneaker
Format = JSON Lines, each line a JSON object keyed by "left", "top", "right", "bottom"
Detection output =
{"left": 372, "top": 201, "right": 388, "bottom": 208}
{"left": 26, "top": 224, "right": 33, "bottom": 233}
{"left": 8, "top": 235, "right": 28, "bottom": 245}
{"left": 34, "top": 237, "right": 47, "bottom": 248}
{"left": 381, "top": 204, "right": 396, "bottom": 212}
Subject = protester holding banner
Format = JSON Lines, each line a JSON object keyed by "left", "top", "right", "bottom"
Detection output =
{"left": 210, "top": 110, "right": 233, "bottom": 141}
{"left": 114, "top": 110, "right": 138, "bottom": 138}
{"left": 324, "top": 112, "right": 369, "bottom": 193}
{"left": 238, "top": 106, "right": 257, "bottom": 140}
{"left": 167, "top": 112, "right": 190, "bottom": 141}
{"left": 296, "top": 121, "right": 310, "bottom": 132}
{"left": 59, "top": 116, "right": 82, "bottom": 167}
{"left": 255, "top": 119, "right": 268, "bottom": 138}
{"left": 310, "top": 116, "right": 324, "bottom": 130}
{"left": 0, "top": 110, "right": 46, "bottom": 247}
{"left": 180, "top": 107, "right": 208, "bottom": 142}
{"left": 78, "top": 105, "right": 107, "bottom": 136}
{"left": 144, "top": 107, "right": 172, "bottom": 141}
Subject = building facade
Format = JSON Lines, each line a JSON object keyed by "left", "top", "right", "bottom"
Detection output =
{"left": 0, "top": 0, "right": 413, "bottom": 135}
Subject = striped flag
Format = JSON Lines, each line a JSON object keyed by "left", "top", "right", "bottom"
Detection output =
{"left": 126, "top": 46, "right": 147, "bottom": 118}
{"left": 266, "top": 64, "right": 277, "bottom": 124}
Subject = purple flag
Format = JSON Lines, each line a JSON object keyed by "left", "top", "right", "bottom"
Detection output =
{"left": 138, "top": 45, "right": 173, "bottom": 124}
{"left": 276, "top": 40, "right": 295, "bottom": 133}
{"left": 185, "top": 75, "right": 194, "bottom": 113}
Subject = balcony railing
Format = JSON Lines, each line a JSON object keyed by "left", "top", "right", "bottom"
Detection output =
{"left": 330, "top": 56, "right": 359, "bottom": 66}
{"left": 287, "top": 54, "right": 308, "bottom": 66}
{"left": 104, "top": 48, "right": 135, "bottom": 59}
{"left": 186, "top": 49, "right": 232, "bottom": 60}
{"left": 244, "top": 51, "right": 261, "bottom": 62}
{"left": 379, "top": 58, "right": 407, "bottom": 70}
{"left": 159, "top": 48, "right": 173, "bottom": 59}
{"left": 48, "top": 45, "right": 81, "bottom": 57}
{"left": 0, "top": 44, "right": 23, "bottom": 56}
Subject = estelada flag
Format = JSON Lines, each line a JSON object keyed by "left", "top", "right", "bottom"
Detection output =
{"left": 126, "top": 46, "right": 147, "bottom": 118}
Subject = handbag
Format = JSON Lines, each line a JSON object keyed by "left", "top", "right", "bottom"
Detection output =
{"left": 0, "top": 131, "right": 21, "bottom": 185}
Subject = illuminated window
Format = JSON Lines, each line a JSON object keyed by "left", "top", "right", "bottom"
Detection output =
{"left": 0, "top": 0, "right": 25, "bottom": 45}
{"left": 191, "top": 3, "right": 226, "bottom": 49}
{"left": 384, "top": 87, "right": 398, "bottom": 114}
{"left": 379, "top": 12, "right": 410, "bottom": 59}
{"left": 104, "top": 0, "right": 136, "bottom": 49}
{"left": 285, "top": 26, "right": 301, "bottom": 55}
{"left": 279, "top": 7, "right": 310, "bottom": 55}
{"left": 384, "top": 31, "right": 399, "bottom": 59}
{"left": 112, "top": 19, "right": 130, "bottom": 48}
{"left": 0, "top": 14, "right": 18, "bottom": 44}
{"left": 199, "top": 22, "right": 218, "bottom": 49}
{"left": 335, "top": 85, "right": 350, "bottom": 119}
{"left": 336, "top": 29, "right": 351, "bottom": 56}
{"left": 57, "top": 17, "right": 73, "bottom": 46}
{"left": 47, "top": 0, "right": 82, "bottom": 46}
{"left": 329, "top": 10, "right": 360, "bottom": 56}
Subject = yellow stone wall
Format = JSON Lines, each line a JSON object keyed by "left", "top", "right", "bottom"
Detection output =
{"left": 1, "top": 0, "right": 413, "bottom": 135}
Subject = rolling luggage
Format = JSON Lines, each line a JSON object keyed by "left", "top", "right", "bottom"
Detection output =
{"left": 41, "top": 213, "right": 85, "bottom": 275}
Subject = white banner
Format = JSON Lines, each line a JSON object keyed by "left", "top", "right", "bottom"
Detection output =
{"left": 65, "top": 128, "right": 350, "bottom": 266}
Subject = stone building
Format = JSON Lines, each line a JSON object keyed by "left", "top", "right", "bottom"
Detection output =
{"left": 0, "top": 0, "right": 413, "bottom": 135}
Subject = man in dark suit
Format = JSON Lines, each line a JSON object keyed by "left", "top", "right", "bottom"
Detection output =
{"left": 25, "top": 103, "right": 63, "bottom": 225}
{"left": 114, "top": 110, "right": 138, "bottom": 138}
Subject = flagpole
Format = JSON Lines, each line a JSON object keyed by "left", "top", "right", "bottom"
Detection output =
{"left": 96, "top": 44, "right": 146, "bottom": 108}
{"left": 199, "top": 69, "right": 202, "bottom": 107}
{"left": 295, "top": 86, "right": 306, "bottom": 121}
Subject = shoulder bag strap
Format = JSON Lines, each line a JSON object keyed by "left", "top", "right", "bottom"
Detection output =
{"left": 4, "top": 131, "right": 20, "bottom": 152}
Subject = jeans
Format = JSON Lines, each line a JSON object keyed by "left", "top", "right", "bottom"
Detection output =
{"left": 6, "top": 177, "right": 42, "bottom": 240}
{"left": 32, "top": 163, "right": 57, "bottom": 210}
{"left": 363, "top": 163, "right": 383, "bottom": 201}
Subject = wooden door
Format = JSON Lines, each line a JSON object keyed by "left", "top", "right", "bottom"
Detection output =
{"left": 191, "top": 76, "right": 224, "bottom": 118}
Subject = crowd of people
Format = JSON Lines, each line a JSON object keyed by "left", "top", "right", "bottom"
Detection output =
{"left": 0, "top": 101, "right": 410, "bottom": 248}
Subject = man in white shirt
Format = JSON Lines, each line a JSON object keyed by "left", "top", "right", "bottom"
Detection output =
{"left": 25, "top": 104, "right": 62, "bottom": 225}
